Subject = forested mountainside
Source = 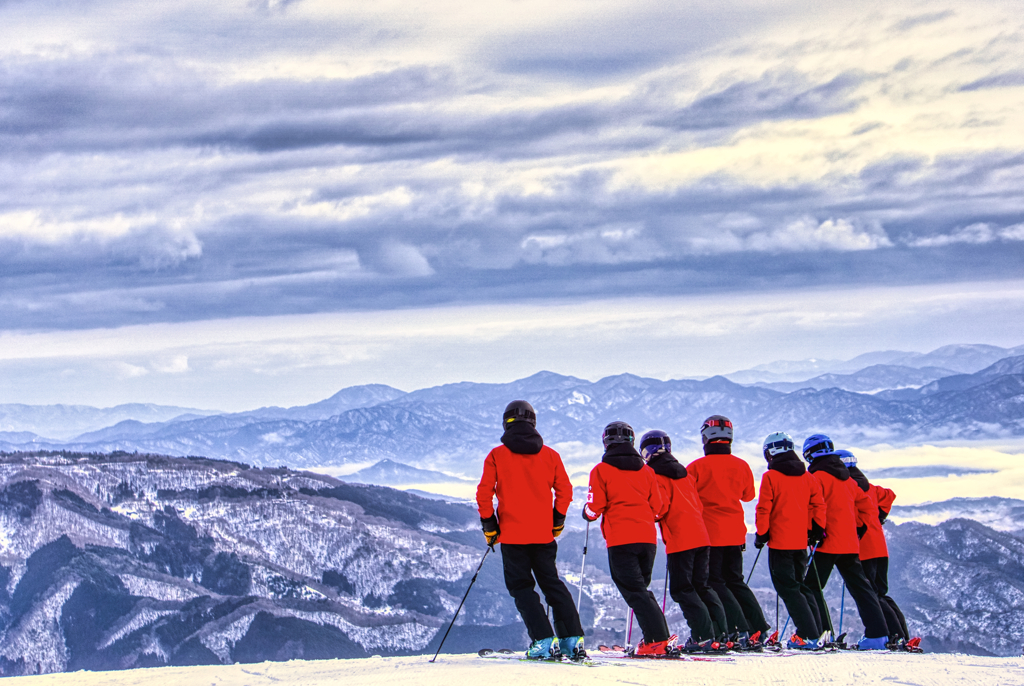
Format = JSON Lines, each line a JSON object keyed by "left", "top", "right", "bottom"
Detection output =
{"left": 1, "top": 451, "right": 1022, "bottom": 677}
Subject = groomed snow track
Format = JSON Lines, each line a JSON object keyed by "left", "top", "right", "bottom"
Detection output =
{"left": 6, "top": 652, "right": 1024, "bottom": 686}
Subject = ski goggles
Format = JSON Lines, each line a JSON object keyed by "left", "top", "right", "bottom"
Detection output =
{"left": 803, "top": 439, "right": 835, "bottom": 461}
{"left": 603, "top": 425, "right": 634, "bottom": 441}
{"left": 764, "top": 438, "right": 794, "bottom": 455}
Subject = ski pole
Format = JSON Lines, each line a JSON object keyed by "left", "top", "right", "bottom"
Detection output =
{"left": 430, "top": 546, "right": 491, "bottom": 662}
{"left": 626, "top": 608, "right": 634, "bottom": 646}
{"left": 807, "top": 546, "right": 834, "bottom": 637}
{"left": 577, "top": 521, "right": 590, "bottom": 608}
{"left": 838, "top": 582, "right": 846, "bottom": 637}
{"left": 746, "top": 545, "right": 763, "bottom": 585}
{"left": 775, "top": 594, "right": 779, "bottom": 637}
{"left": 661, "top": 559, "right": 669, "bottom": 611}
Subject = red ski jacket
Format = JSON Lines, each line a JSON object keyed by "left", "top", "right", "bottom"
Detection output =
{"left": 810, "top": 467, "right": 873, "bottom": 555}
{"left": 687, "top": 452, "right": 755, "bottom": 547}
{"left": 476, "top": 444, "right": 573, "bottom": 545}
{"left": 859, "top": 483, "right": 896, "bottom": 561}
{"left": 585, "top": 461, "right": 665, "bottom": 547}
{"left": 755, "top": 470, "right": 826, "bottom": 551}
{"left": 655, "top": 473, "right": 711, "bottom": 554}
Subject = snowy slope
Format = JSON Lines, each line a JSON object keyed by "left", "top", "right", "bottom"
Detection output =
{"left": 6, "top": 652, "right": 1024, "bottom": 686}
{"left": 3, "top": 450, "right": 1024, "bottom": 678}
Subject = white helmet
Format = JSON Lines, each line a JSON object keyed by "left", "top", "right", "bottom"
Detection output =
{"left": 762, "top": 431, "right": 795, "bottom": 461}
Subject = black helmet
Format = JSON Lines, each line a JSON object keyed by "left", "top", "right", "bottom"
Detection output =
{"left": 503, "top": 400, "right": 536, "bottom": 428}
{"left": 602, "top": 421, "right": 635, "bottom": 448}
{"left": 700, "top": 415, "right": 733, "bottom": 444}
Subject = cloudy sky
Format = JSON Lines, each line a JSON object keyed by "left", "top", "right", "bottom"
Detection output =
{"left": 1, "top": 0, "right": 1023, "bottom": 410}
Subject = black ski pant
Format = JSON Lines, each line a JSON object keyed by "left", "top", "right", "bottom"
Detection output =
{"left": 804, "top": 551, "right": 888, "bottom": 639}
{"left": 608, "top": 542, "right": 670, "bottom": 644}
{"left": 501, "top": 541, "right": 584, "bottom": 641}
{"left": 667, "top": 546, "right": 728, "bottom": 642}
{"left": 862, "top": 556, "right": 908, "bottom": 640}
{"left": 768, "top": 548, "right": 822, "bottom": 640}
{"left": 708, "top": 545, "right": 770, "bottom": 636}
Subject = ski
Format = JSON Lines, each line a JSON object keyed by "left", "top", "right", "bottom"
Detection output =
{"left": 588, "top": 647, "right": 734, "bottom": 662}
{"left": 477, "top": 648, "right": 599, "bottom": 666}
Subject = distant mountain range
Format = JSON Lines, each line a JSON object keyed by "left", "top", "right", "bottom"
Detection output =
{"left": 344, "top": 459, "right": 473, "bottom": 486}
{"left": 725, "top": 343, "right": 1024, "bottom": 384}
{"left": 0, "top": 343, "right": 1022, "bottom": 476}
{"left": 0, "top": 403, "right": 220, "bottom": 442}
{"left": 0, "top": 450, "right": 1021, "bottom": 679}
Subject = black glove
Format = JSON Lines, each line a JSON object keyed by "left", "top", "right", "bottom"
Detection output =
{"left": 754, "top": 531, "right": 770, "bottom": 549}
{"left": 553, "top": 508, "right": 566, "bottom": 538}
{"left": 878, "top": 507, "right": 888, "bottom": 525}
{"left": 857, "top": 524, "right": 867, "bottom": 539}
{"left": 808, "top": 521, "right": 825, "bottom": 547}
{"left": 481, "top": 515, "right": 500, "bottom": 549}
{"left": 740, "top": 542, "right": 746, "bottom": 552}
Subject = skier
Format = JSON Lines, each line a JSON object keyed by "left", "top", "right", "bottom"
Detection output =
{"left": 476, "top": 400, "right": 586, "bottom": 660}
{"left": 640, "top": 430, "right": 729, "bottom": 653}
{"left": 754, "top": 431, "right": 828, "bottom": 650}
{"left": 836, "top": 449, "right": 917, "bottom": 650}
{"left": 583, "top": 421, "right": 675, "bottom": 657}
{"left": 687, "top": 415, "right": 769, "bottom": 650}
{"left": 801, "top": 435, "right": 890, "bottom": 650}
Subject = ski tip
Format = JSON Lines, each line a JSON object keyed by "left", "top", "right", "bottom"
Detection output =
{"left": 478, "top": 648, "right": 494, "bottom": 656}
{"left": 498, "top": 648, "right": 515, "bottom": 654}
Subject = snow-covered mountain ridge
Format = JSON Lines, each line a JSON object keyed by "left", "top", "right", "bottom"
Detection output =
{"left": 1, "top": 450, "right": 1023, "bottom": 678}
{"left": 2, "top": 356, "right": 1024, "bottom": 475}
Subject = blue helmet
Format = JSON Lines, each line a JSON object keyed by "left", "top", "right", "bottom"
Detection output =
{"left": 834, "top": 449, "right": 857, "bottom": 467}
{"left": 639, "top": 430, "right": 671, "bottom": 461}
{"left": 802, "top": 434, "right": 835, "bottom": 462}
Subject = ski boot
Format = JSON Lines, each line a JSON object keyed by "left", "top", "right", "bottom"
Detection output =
{"left": 788, "top": 630, "right": 830, "bottom": 651}
{"left": 764, "top": 630, "right": 780, "bottom": 649}
{"left": 560, "top": 636, "right": 587, "bottom": 661}
{"left": 630, "top": 635, "right": 679, "bottom": 658}
{"left": 681, "top": 636, "right": 724, "bottom": 654}
{"left": 857, "top": 635, "right": 889, "bottom": 651}
{"left": 733, "top": 630, "right": 765, "bottom": 652}
{"left": 786, "top": 634, "right": 819, "bottom": 650}
{"left": 904, "top": 637, "right": 924, "bottom": 653}
{"left": 525, "top": 636, "right": 560, "bottom": 660}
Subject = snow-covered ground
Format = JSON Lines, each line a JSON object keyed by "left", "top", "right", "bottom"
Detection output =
{"left": 6, "top": 652, "right": 1024, "bottom": 686}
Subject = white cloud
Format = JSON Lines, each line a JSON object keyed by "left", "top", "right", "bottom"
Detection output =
{"left": 152, "top": 355, "right": 190, "bottom": 374}
{"left": 906, "top": 223, "right": 995, "bottom": 247}
{"left": 114, "top": 362, "right": 149, "bottom": 379}
{"left": 520, "top": 224, "right": 656, "bottom": 265}
{"left": 744, "top": 217, "right": 892, "bottom": 252}
{"left": 377, "top": 242, "right": 434, "bottom": 277}
{"left": 998, "top": 223, "right": 1024, "bottom": 241}
{"left": 905, "top": 222, "right": 1024, "bottom": 248}
{"left": 685, "top": 216, "right": 892, "bottom": 254}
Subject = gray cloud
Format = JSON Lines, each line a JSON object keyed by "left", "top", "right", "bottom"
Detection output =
{"left": 959, "top": 71, "right": 1024, "bottom": 91}
{"left": 657, "top": 71, "right": 866, "bottom": 131}
{"left": 892, "top": 10, "right": 955, "bottom": 32}
{"left": 1, "top": 1, "right": 1023, "bottom": 335}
